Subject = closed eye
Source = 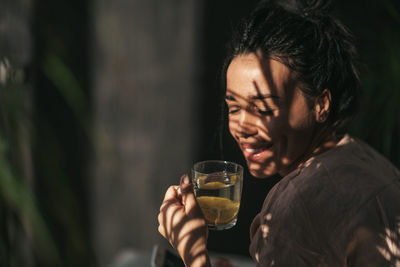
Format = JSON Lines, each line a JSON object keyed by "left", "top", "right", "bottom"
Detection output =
{"left": 257, "top": 109, "right": 274, "bottom": 116}
{"left": 228, "top": 105, "right": 240, "bottom": 114}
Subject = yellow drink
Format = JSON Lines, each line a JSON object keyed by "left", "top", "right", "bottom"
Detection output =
{"left": 194, "top": 173, "right": 241, "bottom": 229}
{"left": 192, "top": 161, "right": 243, "bottom": 230}
{"left": 197, "top": 196, "right": 240, "bottom": 225}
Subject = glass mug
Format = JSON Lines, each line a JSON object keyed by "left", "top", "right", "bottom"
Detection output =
{"left": 191, "top": 160, "right": 243, "bottom": 230}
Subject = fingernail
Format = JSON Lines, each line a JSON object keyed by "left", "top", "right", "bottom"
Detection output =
{"left": 183, "top": 174, "right": 190, "bottom": 184}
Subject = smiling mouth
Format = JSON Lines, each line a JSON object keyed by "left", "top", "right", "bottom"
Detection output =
{"left": 244, "top": 147, "right": 268, "bottom": 153}
{"left": 242, "top": 143, "right": 273, "bottom": 150}
{"left": 241, "top": 143, "right": 273, "bottom": 159}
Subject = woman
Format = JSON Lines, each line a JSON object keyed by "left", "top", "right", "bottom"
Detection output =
{"left": 158, "top": 1, "right": 400, "bottom": 266}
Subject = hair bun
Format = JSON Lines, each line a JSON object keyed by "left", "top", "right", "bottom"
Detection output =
{"left": 258, "top": 0, "right": 333, "bottom": 18}
{"left": 300, "top": 0, "right": 332, "bottom": 17}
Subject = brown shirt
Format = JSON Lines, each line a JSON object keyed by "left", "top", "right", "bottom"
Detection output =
{"left": 249, "top": 135, "right": 400, "bottom": 266}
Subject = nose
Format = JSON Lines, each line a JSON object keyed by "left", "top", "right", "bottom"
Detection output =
{"left": 236, "top": 110, "right": 258, "bottom": 137}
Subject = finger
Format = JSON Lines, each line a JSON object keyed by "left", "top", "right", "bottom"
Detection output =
{"left": 213, "top": 257, "right": 234, "bottom": 267}
{"left": 164, "top": 185, "right": 179, "bottom": 201}
{"left": 159, "top": 186, "right": 180, "bottom": 212}
{"left": 158, "top": 210, "right": 167, "bottom": 239}
{"left": 160, "top": 199, "right": 179, "bottom": 215}
{"left": 158, "top": 205, "right": 178, "bottom": 242}
{"left": 157, "top": 211, "right": 165, "bottom": 226}
{"left": 158, "top": 223, "right": 165, "bottom": 237}
{"left": 179, "top": 173, "right": 193, "bottom": 192}
{"left": 179, "top": 174, "right": 198, "bottom": 213}
{"left": 175, "top": 185, "right": 182, "bottom": 202}
{"left": 160, "top": 203, "right": 185, "bottom": 246}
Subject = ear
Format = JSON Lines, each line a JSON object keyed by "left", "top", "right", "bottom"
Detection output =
{"left": 314, "top": 89, "right": 331, "bottom": 123}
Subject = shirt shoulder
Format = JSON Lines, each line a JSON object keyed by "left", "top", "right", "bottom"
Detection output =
{"left": 293, "top": 135, "right": 400, "bottom": 204}
{"left": 249, "top": 135, "right": 400, "bottom": 266}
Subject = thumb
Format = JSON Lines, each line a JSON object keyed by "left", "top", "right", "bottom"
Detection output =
{"left": 179, "top": 174, "right": 197, "bottom": 212}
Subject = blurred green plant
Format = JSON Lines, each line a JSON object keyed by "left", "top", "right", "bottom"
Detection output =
{"left": 37, "top": 54, "right": 95, "bottom": 267}
{"left": 0, "top": 53, "right": 95, "bottom": 267}
{"left": 0, "top": 58, "right": 61, "bottom": 266}
{"left": 42, "top": 54, "right": 90, "bottom": 130}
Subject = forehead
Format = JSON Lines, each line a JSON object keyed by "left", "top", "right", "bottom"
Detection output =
{"left": 226, "top": 54, "right": 295, "bottom": 99}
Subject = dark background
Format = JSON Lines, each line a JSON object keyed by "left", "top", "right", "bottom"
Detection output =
{"left": 198, "top": 0, "right": 400, "bottom": 258}
{"left": 1, "top": 0, "right": 399, "bottom": 266}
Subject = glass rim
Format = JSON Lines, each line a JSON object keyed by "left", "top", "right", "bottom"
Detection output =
{"left": 192, "top": 160, "right": 243, "bottom": 175}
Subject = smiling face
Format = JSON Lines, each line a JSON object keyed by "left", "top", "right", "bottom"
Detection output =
{"left": 226, "top": 53, "right": 318, "bottom": 177}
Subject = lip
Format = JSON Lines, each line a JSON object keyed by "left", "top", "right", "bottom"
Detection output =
{"left": 241, "top": 142, "right": 273, "bottom": 161}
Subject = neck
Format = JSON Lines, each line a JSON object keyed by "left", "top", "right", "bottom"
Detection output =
{"left": 311, "top": 136, "right": 339, "bottom": 155}
{"left": 279, "top": 129, "right": 340, "bottom": 177}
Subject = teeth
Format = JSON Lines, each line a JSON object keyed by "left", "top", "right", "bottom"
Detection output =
{"left": 245, "top": 148, "right": 263, "bottom": 153}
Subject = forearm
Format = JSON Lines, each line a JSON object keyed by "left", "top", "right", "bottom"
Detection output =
{"left": 184, "top": 251, "right": 211, "bottom": 267}
{"left": 158, "top": 176, "right": 211, "bottom": 266}
{"left": 179, "top": 236, "right": 211, "bottom": 267}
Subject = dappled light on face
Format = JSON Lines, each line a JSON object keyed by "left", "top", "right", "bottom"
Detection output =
{"left": 227, "top": 102, "right": 295, "bottom": 178}
{"left": 225, "top": 88, "right": 278, "bottom": 176}
{"left": 226, "top": 53, "right": 317, "bottom": 177}
{"left": 227, "top": 110, "right": 278, "bottom": 177}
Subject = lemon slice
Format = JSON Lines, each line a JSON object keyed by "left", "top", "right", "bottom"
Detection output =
{"left": 201, "top": 181, "right": 227, "bottom": 189}
{"left": 229, "top": 175, "right": 237, "bottom": 185}
{"left": 197, "top": 196, "right": 239, "bottom": 225}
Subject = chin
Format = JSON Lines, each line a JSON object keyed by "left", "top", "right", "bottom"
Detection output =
{"left": 248, "top": 162, "right": 277, "bottom": 178}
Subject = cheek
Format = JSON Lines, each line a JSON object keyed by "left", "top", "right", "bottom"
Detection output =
{"left": 228, "top": 119, "right": 237, "bottom": 138}
{"left": 287, "top": 91, "right": 315, "bottom": 130}
{"left": 286, "top": 106, "right": 315, "bottom": 147}
{"left": 228, "top": 119, "right": 243, "bottom": 147}
{"left": 288, "top": 111, "right": 314, "bottom": 131}
{"left": 279, "top": 113, "right": 315, "bottom": 164}
{"left": 263, "top": 113, "right": 305, "bottom": 165}
{"left": 258, "top": 116, "right": 282, "bottom": 140}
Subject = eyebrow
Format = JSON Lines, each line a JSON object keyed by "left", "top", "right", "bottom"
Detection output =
{"left": 225, "top": 93, "right": 280, "bottom": 101}
{"left": 251, "top": 93, "right": 280, "bottom": 100}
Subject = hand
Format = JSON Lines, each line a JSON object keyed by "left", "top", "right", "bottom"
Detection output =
{"left": 158, "top": 174, "right": 211, "bottom": 267}
{"left": 213, "top": 257, "right": 234, "bottom": 267}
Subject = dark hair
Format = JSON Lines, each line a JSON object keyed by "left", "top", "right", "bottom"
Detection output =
{"left": 222, "top": 0, "right": 360, "bottom": 133}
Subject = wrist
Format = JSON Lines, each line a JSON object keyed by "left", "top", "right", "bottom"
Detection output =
{"left": 185, "top": 251, "right": 211, "bottom": 267}
{"left": 179, "top": 236, "right": 210, "bottom": 267}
